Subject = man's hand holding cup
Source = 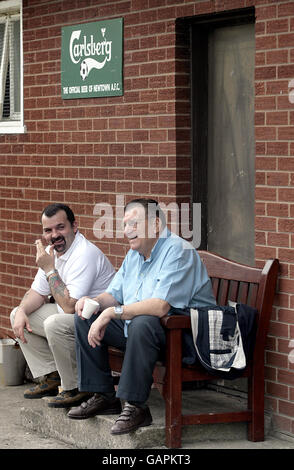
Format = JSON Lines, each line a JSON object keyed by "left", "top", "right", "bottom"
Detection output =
{"left": 76, "top": 297, "right": 100, "bottom": 320}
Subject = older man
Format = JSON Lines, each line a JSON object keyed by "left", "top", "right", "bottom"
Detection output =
{"left": 11, "top": 203, "right": 115, "bottom": 408}
{"left": 68, "top": 198, "right": 216, "bottom": 435}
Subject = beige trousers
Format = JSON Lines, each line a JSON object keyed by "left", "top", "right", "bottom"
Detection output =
{"left": 10, "top": 304, "right": 77, "bottom": 391}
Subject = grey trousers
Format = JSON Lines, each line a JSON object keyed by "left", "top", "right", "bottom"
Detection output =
{"left": 75, "top": 313, "right": 166, "bottom": 403}
{"left": 10, "top": 305, "right": 78, "bottom": 391}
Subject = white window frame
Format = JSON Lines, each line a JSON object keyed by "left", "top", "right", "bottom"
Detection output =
{"left": 0, "top": 0, "right": 25, "bottom": 134}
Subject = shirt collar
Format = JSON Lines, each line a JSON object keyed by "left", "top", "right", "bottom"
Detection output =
{"left": 145, "top": 227, "right": 171, "bottom": 262}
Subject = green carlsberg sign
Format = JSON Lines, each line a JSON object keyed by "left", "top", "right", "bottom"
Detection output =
{"left": 61, "top": 18, "right": 123, "bottom": 99}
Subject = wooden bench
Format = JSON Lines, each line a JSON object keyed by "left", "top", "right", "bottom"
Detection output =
{"left": 108, "top": 251, "right": 279, "bottom": 448}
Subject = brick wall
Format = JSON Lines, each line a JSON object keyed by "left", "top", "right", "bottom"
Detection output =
{"left": 0, "top": 0, "right": 294, "bottom": 439}
{"left": 254, "top": 0, "right": 294, "bottom": 437}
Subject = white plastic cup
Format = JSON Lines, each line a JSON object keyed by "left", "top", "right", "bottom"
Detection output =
{"left": 82, "top": 298, "right": 100, "bottom": 319}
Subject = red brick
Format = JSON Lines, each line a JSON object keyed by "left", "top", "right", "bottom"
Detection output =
{"left": 256, "top": 81, "right": 265, "bottom": 96}
{"left": 269, "top": 319, "right": 289, "bottom": 338}
{"left": 278, "top": 2, "right": 294, "bottom": 17}
{"left": 266, "top": 203, "right": 289, "bottom": 217}
{"left": 256, "top": 51, "right": 266, "bottom": 66}
{"left": 279, "top": 248, "right": 294, "bottom": 263}
{"left": 255, "top": 65, "right": 277, "bottom": 80}
{"left": 278, "top": 308, "right": 294, "bottom": 324}
{"left": 255, "top": 112, "right": 265, "bottom": 125}
{"left": 268, "top": 233, "right": 289, "bottom": 247}
{"left": 255, "top": 245, "right": 277, "bottom": 259}
{"left": 255, "top": 231, "right": 266, "bottom": 244}
{"left": 266, "top": 49, "right": 289, "bottom": 65}
{"left": 278, "top": 369, "right": 294, "bottom": 388}
{"left": 256, "top": 34, "right": 277, "bottom": 51}
{"left": 278, "top": 219, "right": 294, "bottom": 233}
{"left": 266, "top": 351, "right": 289, "bottom": 369}
{"left": 277, "top": 157, "right": 294, "bottom": 172}
{"left": 278, "top": 64, "right": 294, "bottom": 79}
{"left": 266, "top": 79, "right": 289, "bottom": 95}
{"left": 256, "top": 156, "right": 276, "bottom": 169}
{"left": 255, "top": 216, "right": 277, "bottom": 230}
{"left": 278, "top": 33, "right": 294, "bottom": 48}
{"left": 279, "top": 127, "right": 294, "bottom": 140}
{"left": 266, "top": 111, "right": 288, "bottom": 125}
{"left": 255, "top": 126, "right": 277, "bottom": 140}
{"left": 267, "top": 172, "right": 289, "bottom": 185}
{"left": 255, "top": 96, "right": 276, "bottom": 110}
{"left": 256, "top": 171, "right": 266, "bottom": 185}
{"left": 267, "top": 18, "right": 289, "bottom": 34}
{"left": 279, "top": 400, "right": 294, "bottom": 417}
{"left": 256, "top": 5, "right": 277, "bottom": 21}
{"left": 279, "top": 188, "right": 294, "bottom": 201}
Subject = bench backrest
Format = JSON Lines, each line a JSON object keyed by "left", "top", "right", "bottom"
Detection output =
{"left": 198, "top": 250, "right": 279, "bottom": 367}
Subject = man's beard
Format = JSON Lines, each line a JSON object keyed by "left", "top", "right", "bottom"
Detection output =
{"left": 51, "top": 236, "right": 66, "bottom": 253}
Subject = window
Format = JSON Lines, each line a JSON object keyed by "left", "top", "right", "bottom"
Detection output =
{"left": 0, "top": 0, "right": 25, "bottom": 133}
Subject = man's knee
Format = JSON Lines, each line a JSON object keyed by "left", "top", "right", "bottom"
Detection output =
{"left": 44, "top": 313, "right": 58, "bottom": 333}
{"left": 128, "top": 315, "right": 165, "bottom": 344}
{"left": 43, "top": 313, "right": 61, "bottom": 338}
{"left": 129, "top": 315, "right": 161, "bottom": 331}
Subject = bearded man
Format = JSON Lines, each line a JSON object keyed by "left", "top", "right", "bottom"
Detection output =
{"left": 10, "top": 203, "right": 115, "bottom": 408}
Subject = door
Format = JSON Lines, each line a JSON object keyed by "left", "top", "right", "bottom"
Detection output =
{"left": 192, "top": 16, "right": 255, "bottom": 265}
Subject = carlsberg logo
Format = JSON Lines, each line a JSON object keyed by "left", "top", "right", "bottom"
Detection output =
{"left": 69, "top": 28, "right": 112, "bottom": 80}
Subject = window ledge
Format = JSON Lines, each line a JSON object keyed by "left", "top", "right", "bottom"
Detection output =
{"left": 0, "top": 124, "right": 27, "bottom": 134}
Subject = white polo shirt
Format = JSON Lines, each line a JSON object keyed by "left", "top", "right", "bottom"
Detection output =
{"left": 31, "top": 231, "right": 115, "bottom": 314}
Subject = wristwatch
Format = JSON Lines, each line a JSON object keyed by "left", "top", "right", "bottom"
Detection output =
{"left": 114, "top": 305, "right": 124, "bottom": 319}
{"left": 46, "top": 269, "right": 57, "bottom": 279}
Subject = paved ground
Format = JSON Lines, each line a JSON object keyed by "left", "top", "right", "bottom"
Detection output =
{"left": 1, "top": 383, "right": 294, "bottom": 451}
{"left": 0, "top": 384, "right": 75, "bottom": 449}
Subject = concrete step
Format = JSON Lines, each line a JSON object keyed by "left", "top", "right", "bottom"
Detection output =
{"left": 19, "top": 387, "right": 271, "bottom": 449}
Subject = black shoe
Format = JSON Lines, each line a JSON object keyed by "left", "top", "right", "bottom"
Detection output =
{"left": 111, "top": 402, "right": 152, "bottom": 435}
{"left": 67, "top": 393, "right": 122, "bottom": 419}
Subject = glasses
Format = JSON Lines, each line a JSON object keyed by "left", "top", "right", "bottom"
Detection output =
{"left": 123, "top": 218, "right": 147, "bottom": 230}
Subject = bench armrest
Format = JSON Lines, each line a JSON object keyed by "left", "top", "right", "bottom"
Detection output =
{"left": 160, "top": 314, "right": 191, "bottom": 329}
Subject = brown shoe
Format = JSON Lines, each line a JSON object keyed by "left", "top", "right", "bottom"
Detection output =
{"left": 47, "top": 389, "right": 93, "bottom": 408}
{"left": 67, "top": 393, "right": 122, "bottom": 420}
{"left": 110, "top": 402, "right": 152, "bottom": 435}
{"left": 24, "top": 372, "right": 60, "bottom": 399}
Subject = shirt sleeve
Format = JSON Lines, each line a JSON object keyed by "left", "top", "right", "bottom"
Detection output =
{"left": 31, "top": 268, "right": 51, "bottom": 297}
